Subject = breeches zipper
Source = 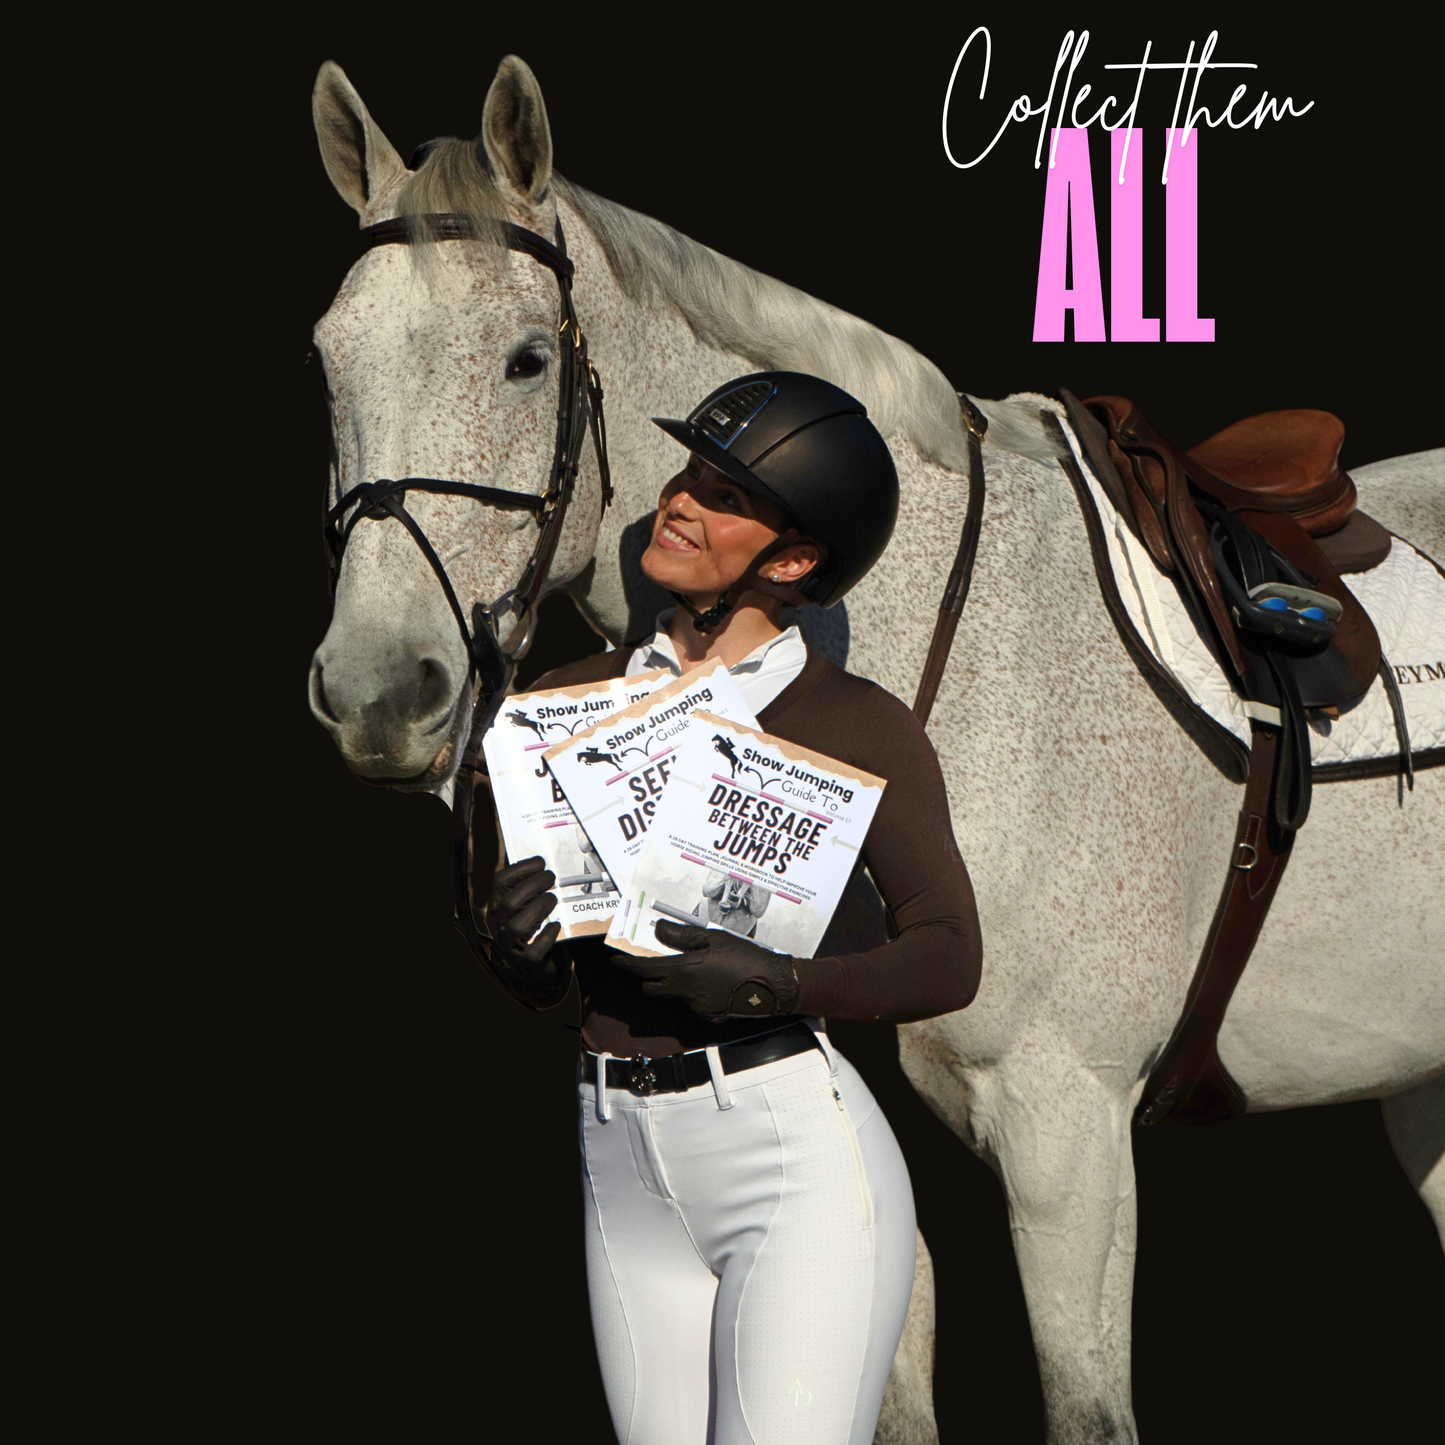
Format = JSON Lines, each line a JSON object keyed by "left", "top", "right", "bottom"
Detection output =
{"left": 832, "top": 1084, "right": 874, "bottom": 1228}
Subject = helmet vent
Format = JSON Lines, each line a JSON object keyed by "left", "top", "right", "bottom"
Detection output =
{"left": 692, "top": 381, "right": 776, "bottom": 451}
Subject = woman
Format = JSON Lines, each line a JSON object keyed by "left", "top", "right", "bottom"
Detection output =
{"left": 483, "top": 371, "right": 982, "bottom": 1445}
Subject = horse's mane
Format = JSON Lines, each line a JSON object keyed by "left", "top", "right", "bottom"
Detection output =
{"left": 398, "top": 139, "right": 971, "bottom": 474}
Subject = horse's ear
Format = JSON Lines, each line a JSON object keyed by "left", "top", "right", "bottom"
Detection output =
{"left": 480, "top": 55, "right": 553, "bottom": 205}
{"left": 312, "top": 60, "right": 407, "bottom": 216}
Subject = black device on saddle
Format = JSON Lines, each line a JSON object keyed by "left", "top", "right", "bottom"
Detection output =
{"left": 1060, "top": 391, "right": 1385, "bottom": 836}
{"left": 1195, "top": 492, "right": 1339, "bottom": 836}
{"left": 1204, "top": 500, "right": 1339, "bottom": 653}
{"left": 652, "top": 371, "right": 900, "bottom": 630}
{"left": 1194, "top": 491, "right": 1346, "bottom": 833}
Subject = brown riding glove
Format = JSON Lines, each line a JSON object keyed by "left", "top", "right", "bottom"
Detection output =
{"left": 483, "top": 856, "right": 572, "bottom": 1007}
{"left": 610, "top": 921, "right": 801, "bottom": 1021}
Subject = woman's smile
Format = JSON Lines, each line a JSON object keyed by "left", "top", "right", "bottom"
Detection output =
{"left": 639, "top": 455, "right": 792, "bottom": 600}
{"left": 656, "top": 519, "right": 701, "bottom": 553}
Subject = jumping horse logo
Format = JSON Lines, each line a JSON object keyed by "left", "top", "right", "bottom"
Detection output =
{"left": 713, "top": 733, "right": 771, "bottom": 791}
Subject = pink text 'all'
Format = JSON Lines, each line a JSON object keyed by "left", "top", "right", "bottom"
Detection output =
{"left": 1033, "top": 127, "right": 1212, "bottom": 343}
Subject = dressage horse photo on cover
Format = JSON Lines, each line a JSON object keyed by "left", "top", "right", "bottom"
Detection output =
{"left": 303, "top": 52, "right": 1443, "bottom": 1445}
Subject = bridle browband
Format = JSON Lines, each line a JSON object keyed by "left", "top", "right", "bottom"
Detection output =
{"left": 323, "top": 210, "right": 612, "bottom": 1005}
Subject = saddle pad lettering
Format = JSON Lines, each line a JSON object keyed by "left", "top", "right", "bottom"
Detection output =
{"left": 1057, "top": 420, "right": 1445, "bottom": 772}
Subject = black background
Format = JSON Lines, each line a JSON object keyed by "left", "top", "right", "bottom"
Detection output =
{"left": 137, "top": 10, "right": 1440, "bottom": 1442}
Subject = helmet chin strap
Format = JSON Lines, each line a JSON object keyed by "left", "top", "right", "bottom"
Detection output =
{"left": 670, "top": 531, "right": 808, "bottom": 635}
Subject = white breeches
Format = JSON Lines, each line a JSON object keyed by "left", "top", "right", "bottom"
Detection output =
{"left": 578, "top": 1039, "right": 916, "bottom": 1445}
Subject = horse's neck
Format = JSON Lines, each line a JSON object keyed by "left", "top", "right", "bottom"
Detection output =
{"left": 557, "top": 198, "right": 1077, "bottom": 675}
{"left": 559, "top": 198, "right": 766, "bottom": 640}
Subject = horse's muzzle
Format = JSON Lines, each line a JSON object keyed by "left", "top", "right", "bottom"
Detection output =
{"left": 309, "top": 643, "right": 472, "bottom": 787}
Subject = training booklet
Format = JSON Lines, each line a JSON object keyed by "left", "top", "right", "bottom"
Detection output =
{"left": 607, "top": 711, "right": 886, "bottom": 959}
{"left": 481, "top": 668, "right": 669, "bottom": 937}
{"left": 543, "top": 661, "right": 759, "bottom": 895}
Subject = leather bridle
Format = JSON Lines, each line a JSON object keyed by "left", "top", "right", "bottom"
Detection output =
{"left": 322, "top": 210, "right": 612, "bottom": 999}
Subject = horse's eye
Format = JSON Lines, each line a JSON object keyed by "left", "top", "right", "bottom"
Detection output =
{"left": 506, "top": 348, "right": 548, "bottom": 380}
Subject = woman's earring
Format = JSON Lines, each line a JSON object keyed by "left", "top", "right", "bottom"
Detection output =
{"left": 770, "top": 574, "right": 781, "bottom": 582}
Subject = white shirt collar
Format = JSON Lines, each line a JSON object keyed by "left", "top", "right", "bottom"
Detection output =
{"left": 635, "top": 608, "right": 804, "bottom": 677}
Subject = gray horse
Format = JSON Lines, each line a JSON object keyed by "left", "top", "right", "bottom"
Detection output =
{"left": 306, "top": 55, "right": 1443, "bottom": 1444}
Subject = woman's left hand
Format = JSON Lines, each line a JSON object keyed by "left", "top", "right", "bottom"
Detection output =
{"left": 610, "top": 922, "right": 801, "bottom": 1020}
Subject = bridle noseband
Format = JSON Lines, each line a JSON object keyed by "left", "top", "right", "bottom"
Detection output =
{"left": 321, "top": 210, "right": 613, "bottom": 1003}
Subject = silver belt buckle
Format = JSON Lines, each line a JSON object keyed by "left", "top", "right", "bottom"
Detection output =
{"left": 627, "top": 1054, "right": 658, "bottom": 1095}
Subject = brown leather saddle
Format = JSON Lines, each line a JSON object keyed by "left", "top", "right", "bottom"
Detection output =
{"left": 1065, "top": 394, "right": 1383, "bottom": 708}
{"left": 1056, "top": 392, "right": 1392, "bottom": 1126}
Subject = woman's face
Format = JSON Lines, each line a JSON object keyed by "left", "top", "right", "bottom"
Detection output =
{"left": 640, "top": 455, "right": 815, "bottom": 599}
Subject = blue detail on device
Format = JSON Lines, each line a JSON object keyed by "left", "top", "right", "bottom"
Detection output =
{"left": 1237, "top": 581, "right": 1340, "bottom": 648}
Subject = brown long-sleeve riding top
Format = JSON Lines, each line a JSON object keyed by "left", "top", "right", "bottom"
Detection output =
{"left": 527, "top": 644, "right": 982, "bottom": 1056}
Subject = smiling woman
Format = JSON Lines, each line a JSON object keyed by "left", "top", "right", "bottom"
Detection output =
{"left": 641, "top": 456, "right": 818, "bottom": 662}
{"left": 651, "top": 458, "right": 813, "bottom": 590}
{"left": 484, "top": 369, "right": 984, "bottom": 1445}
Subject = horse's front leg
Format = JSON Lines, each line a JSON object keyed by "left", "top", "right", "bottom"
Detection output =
{"left": 874, "top": 1227, "right": 939, "bottom": 1445}
{"left": 986, "top": 1052, "right": 1140, "bottom": 1444}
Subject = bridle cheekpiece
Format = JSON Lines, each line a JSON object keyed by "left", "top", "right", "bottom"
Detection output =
{"left": 322, "top": 210, "right": 612, "bottom": 1005}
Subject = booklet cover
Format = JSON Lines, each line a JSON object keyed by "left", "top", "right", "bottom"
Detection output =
{"left": 480, "top": 669, "right": 668, "bottom": 937}
{"left": 543, "top": 661, "right": 759, "bottom": 894}
{"left": 607, "top": 711, "right": 886, "bottom": 959}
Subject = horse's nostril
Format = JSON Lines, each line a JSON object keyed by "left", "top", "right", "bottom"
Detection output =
{"left": 310, "top": 661, "right": 342, "bottom": 724}
{"left": 416, "top": 657, "right": 455, "bottom": 727}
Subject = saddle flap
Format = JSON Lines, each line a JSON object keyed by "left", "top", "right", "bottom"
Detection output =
{"left": 1060, "top": 391, "right": 1172, "bottom": 572}
{"left": 1078, "top": 392, "right": 1246, "bottom": 680}
{"left": 1187, "top": 410, "right": 1357, "bottom": 536}
{"left": 1166, "top": 462, "right": 1246, "bottom": 680}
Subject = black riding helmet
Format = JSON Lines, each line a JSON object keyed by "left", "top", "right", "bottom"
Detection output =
{"left": 652, "top": 372, "right": 899, "bottom": 618}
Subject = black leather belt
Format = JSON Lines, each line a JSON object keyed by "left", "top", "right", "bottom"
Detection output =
{"left": 581, "top": 1020, "right": 823, "bottom": 1097}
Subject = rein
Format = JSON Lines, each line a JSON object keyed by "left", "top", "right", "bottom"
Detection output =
{"left": 324, "top": 211, "right": 612, "bottom": 1006}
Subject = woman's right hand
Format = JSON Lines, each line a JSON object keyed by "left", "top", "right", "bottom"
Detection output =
{"left": 483, "top": 856, "right": 571, "bottom": 1006}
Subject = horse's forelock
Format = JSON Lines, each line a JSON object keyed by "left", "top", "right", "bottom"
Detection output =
{"left": 396, "top": 137, "right": 514, "bottom": 284}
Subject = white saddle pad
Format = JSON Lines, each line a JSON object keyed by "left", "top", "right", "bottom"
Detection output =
{"left": 1057, "top": 421, "right": 1445, "bottom": 773}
